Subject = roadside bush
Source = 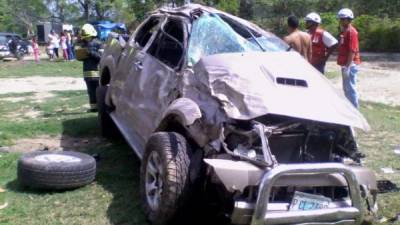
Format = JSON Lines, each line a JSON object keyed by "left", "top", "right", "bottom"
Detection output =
{"left": 262, "top": 12, "right": 400, "bottom": 52}
{"left": 353, "top": 15, "right": 400, "bottom": 52}
{"left": 320, "top": 12, "right": 339, "bottom": 37}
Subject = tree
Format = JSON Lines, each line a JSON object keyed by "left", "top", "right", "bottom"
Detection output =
{"left": 3, "top": 0, "right": 49, "bottom": 36}
{"left": 78, "top": 0, "right": 91, "bottom": 21}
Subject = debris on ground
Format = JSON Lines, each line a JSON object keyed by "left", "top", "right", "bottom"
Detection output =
{"left": 377, "top": 179, "right": 400, "bottom": 193}
{"left": 378, "top": 214, "right": 400, "bottom": 224}
{"left": 394, "top": 146, "right": 400, "bottom": 155}
{"left": 378, "top": 216, "right": 388, "bottom": 223}
{"left": 381, "top": 167, "right": 395, "bottom": 174}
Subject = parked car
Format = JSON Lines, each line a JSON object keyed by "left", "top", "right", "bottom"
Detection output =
{"left": 0, "top": 32, "right": 31, "bottom": 59}
{"left": 98, "top": 4, "right": 378, "bottom": 225}
{"left": 0, "top": 33, "right": 11, "bottom": 58}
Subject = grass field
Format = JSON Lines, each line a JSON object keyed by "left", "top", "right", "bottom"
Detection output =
{"left": 0, "top": 60, "right": 399, "bottom": 224}
{"left": 0, "top": 60, "right": 82, "bottom": 78}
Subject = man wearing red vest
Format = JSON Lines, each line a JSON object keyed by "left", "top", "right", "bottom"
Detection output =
{"left": 305, "top": 12, "right": 338, "bottom": 74}
{"left": 337, "top": 8, "right": 361, "bottom": 108}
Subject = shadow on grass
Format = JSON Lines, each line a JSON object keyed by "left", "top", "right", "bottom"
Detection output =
{"left": 62, "top": 116, "right": 148, "bottom": 225}
{"left": 4, "top": 116, "right": 228, "bottom": 225}
{"left": 6, "top": 179, "right": 75, "bottom": 195}
{"left": 4, "top": 116, "right": 147, "bottom": 224}
{"left": 61, "top": 115, "right": 99, "bottom": 137}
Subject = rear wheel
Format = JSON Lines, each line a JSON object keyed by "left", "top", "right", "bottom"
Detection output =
{"left": 96, "top": 86, "right": 119, "bottom": 138}
{"left": 140, "top": 132, "right": 191, "bottom": 225}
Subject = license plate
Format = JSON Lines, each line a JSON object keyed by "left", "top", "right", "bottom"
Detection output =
{"left": 289, "top": 191, "right": 331, "bottom": 211}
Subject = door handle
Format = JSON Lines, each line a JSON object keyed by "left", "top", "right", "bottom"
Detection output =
{"left": 134, "top": 61, "right": 143, "bottom": 71}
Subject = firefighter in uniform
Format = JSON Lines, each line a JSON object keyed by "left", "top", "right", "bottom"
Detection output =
{"left": 77, "top": 24, "right": 102, "bottom": 112}
{"left": 305, "top": 13, "right": 338, "bottom": 74}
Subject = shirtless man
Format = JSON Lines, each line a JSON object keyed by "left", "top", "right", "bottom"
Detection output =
{"left": 284, "top": 15, "right": 312, "bottom": 62}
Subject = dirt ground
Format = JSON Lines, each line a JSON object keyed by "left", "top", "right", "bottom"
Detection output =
{"left": 327, "top": 53, "right": 400, "bottom": 106}
{"left": 0, "top": 76, "right": 85, "bottom": 94}
{"left": 0, "top": 135, "right": 108, "bottom": 153}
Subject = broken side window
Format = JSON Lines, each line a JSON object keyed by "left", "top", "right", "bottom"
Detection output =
{"left": 134, "top": 16, "right": 161, "bottom": 48}
{"left": 187, "top": 14, "right": 287, "bottom": 66}
{"left": 148, "top": 18, "right": 184, "bottom": 69}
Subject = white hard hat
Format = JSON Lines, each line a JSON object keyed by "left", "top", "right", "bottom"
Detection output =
{"left": 305, "top": 12, "right": 321, "bottom": 24}
{"left": 337, "top": 8, "right": 354, "bottom": 19}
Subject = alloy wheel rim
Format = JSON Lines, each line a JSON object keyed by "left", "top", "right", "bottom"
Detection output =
{"left": 145, "top": 151, "right": 164, "bottom": 211}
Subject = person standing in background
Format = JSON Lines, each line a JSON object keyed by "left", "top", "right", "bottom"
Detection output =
{"left": 284, "top": 15, "right": 312, "bottom": 62}
{"left": 48, "top": 30, "right": 60, "bottom": 58}
{"left": 46, "top": 41, "right": 54, "bottom": 61}
{"left": 337, "top": 8, "right": 361, "bottom": 108}
{"left": 31, "top": 36, "right": 40, "bottom": 63}
{"left": 66, "top": 31, "right": 75, "bottom": 60}
{"left": 60, "top": 32, "right": 69, "bottom": 60}
{"left": 305, "top": 12, "right": 338, "bottom": 74}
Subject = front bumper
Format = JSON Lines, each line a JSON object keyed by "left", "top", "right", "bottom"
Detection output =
{"left": 250, "top": 163, "right": 362, "bottom": 225}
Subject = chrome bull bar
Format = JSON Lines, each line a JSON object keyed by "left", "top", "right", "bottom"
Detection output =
{"left": 251, "top": 163, "right": 363, "bottom": 225}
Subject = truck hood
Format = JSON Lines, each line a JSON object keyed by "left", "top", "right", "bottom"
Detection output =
{"left": 192, "top": 51, "right": 370, "bottom": 131}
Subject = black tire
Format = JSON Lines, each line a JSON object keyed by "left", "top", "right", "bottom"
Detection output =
{"left": 96, "top": 85, "right": 119, "bottom": 138}
{"left": 140, "top": 132, "right": 191, "bottom": 225}
{"left": 18, "top": 151, "right": 96, "bottom": 190}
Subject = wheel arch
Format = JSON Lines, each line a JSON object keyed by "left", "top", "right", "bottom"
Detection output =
{"left": 99, "top": 55, "right": 116, "bottom": 86}
{"left": 156, "top": 98, "right": 205, "bottom": 147}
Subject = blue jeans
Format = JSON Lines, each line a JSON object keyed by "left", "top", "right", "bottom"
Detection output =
{"left": 67, "top": 43, "right": 75, "bottom": 60}
{"left": 341, "top": 64, "right": 359, "bottom": 108}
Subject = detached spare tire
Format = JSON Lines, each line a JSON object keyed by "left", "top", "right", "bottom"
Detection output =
{"left": 18, "top": 151, "right": 96, "bottom": 190}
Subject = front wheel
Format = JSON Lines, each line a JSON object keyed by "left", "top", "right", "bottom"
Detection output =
{"left": 140, "top": 132, "right": 191, "bottom": 225}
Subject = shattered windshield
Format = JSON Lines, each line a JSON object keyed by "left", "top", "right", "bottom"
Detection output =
{"left": 188, "top": 14, "right": 288, "bottom": 66}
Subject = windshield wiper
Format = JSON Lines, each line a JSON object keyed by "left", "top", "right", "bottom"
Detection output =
{"left": 243, "top": 26, "right": 265, "bottom": 52}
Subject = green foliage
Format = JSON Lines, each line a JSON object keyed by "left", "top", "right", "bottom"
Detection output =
{"left": 0, "top": 0, "right": 49, "bottom": 36}
{"left": 353, "top": 15, "right": 400, "bottom": 52}
{"left": 1, "top": 0, "right": 400, "bottom": 51}
{"left": 249, "top": 0, "right": 400, "bottom": 52}
{"left": 215, "top": 0, "right": 240, "bottom": 15}
{"left": 320, "top": 12, "right": 339, "bottom": 37}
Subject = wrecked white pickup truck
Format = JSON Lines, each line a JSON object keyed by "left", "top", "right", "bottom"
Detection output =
{"left": 97, "top": 4, "right": 378, "bottom": 225}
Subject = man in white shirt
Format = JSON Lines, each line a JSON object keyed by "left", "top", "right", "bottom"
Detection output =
{"left": 305, "top": 12, "right": 338, "bottom": 74}
{"left": 48, "top": 30, "right": 60, "bottom": 58}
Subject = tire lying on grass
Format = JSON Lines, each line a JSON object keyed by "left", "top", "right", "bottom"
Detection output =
{"left": 18, "top": 151, "right": 96, "bottom": 190}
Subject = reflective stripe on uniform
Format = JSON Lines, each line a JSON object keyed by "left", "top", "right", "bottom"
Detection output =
{"left": 83, "top": 70, "right": 99, "bottom": 78}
